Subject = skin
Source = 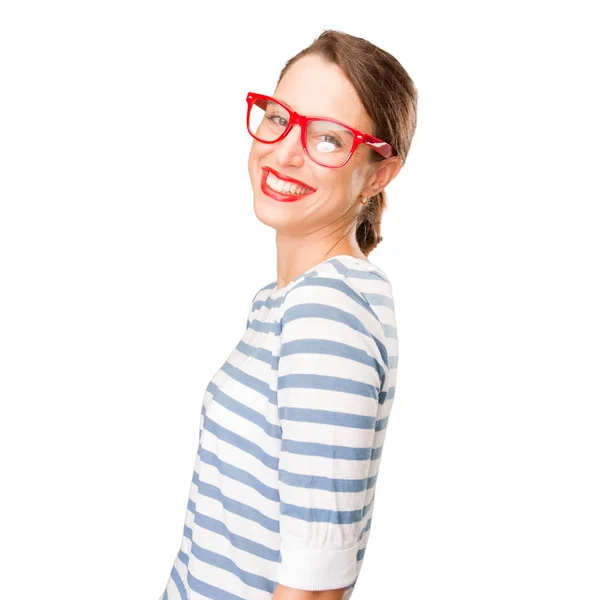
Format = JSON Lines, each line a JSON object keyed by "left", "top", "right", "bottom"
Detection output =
{"left": 272, "top": 583, "right": 348, "bottom": 600}
{"left": 248, "top": 55, "right": 403, "bottom": 599}
{"left": 247, "top": 54, "right": 404, "bottom": 292}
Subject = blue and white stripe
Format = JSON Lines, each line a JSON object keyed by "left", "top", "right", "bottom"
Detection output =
{"left": 159, "top": 255, "right": 398, "bottom": 600}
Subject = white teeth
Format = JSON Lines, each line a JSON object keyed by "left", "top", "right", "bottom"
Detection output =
{"left": 266, "top": 172, "right": 311, "bottom": 195}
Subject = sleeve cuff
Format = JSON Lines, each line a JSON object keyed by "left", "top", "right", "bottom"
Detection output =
{"left": 276, "top": 535, "right": 358, "bottom": 591}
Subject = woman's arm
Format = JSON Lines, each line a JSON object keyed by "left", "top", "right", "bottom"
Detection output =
{"left": 272, "top": 583, "right": 346, "bottom": 600}
{"left": 274, "top": 273, "right": 388, "bottom": 595}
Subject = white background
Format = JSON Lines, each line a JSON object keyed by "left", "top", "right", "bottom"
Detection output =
{"left": 1, "top": 1, "right": 598, "bottom": 598}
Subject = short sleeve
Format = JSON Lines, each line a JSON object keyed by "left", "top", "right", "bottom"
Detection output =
{"left": 275, "top": 274, "right": 388, "bottom": 591}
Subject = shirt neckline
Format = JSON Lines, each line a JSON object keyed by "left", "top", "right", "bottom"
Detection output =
{"left": 269, "top": 254, "right": 376, "bottom": 297}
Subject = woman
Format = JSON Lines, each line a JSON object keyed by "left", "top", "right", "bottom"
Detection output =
{"left": 159, "top": 29, "right": 417, "bottom": 600}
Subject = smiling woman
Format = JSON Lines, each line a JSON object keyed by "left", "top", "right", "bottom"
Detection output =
{"left": 158, "top": 29, "right": 417, "bottom": 600}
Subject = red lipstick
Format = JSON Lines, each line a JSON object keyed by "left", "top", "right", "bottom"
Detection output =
{"left": 260, "top": 167, "right": 316, "bottom": 203}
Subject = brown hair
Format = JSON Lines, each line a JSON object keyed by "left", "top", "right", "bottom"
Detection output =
{"left": 276, "top": 30, "right": 418, "bottom": 256}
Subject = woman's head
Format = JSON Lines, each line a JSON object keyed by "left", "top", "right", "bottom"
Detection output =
{"left": 247, "top": 30, "right": 418, "bottom": 257}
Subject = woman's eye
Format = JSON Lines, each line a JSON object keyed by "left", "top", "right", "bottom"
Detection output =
{"left": 315, "top": 134, "right": 342, "bottom": 151}
{"left": 265, "top": 113, "right": 288, "bottom": 127}
{"left": 323, "top": 134, "right": 342, "bottom": 147}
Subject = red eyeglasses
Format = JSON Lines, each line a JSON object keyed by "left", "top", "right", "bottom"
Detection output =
{"left": 246, "top": 92, "right": 397, "bottom": 168}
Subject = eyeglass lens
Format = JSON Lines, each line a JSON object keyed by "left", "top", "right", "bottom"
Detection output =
{"left": 248, "top": 97, "right": 355, "bottom": 167}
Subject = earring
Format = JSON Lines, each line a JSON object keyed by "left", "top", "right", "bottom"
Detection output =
{"left": 360, "top": 196, "right": 368, "bottom": 204}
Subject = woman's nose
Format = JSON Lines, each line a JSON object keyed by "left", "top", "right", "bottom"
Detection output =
{"left": 273, "top": 123, "right": 304, "bottom": 167}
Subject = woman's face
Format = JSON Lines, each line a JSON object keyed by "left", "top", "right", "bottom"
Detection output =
{"left": 247, "top": 54, "right": 380, "bottom": 239}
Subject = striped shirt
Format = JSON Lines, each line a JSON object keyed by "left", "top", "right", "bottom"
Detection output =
{"left": 159, "top": 254, "right": 398, "bottom": 600}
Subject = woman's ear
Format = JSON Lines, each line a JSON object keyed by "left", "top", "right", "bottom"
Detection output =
{"left": 363, "top": 156, "right": 404, "bottom": 198}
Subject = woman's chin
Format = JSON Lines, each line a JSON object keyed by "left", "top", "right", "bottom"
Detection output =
{"left": 253, "top": 195, "right": 299, "bottom": 229}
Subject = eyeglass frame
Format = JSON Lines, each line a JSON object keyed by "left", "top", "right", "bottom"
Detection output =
{"left": 246, "top": 92, "right": 397, "bottom": 169}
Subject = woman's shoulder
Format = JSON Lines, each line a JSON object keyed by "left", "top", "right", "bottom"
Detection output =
{"left": 285, "top": 255, "right": 394, "bottom": 307}
{"left": 248, "top": 255, "right": 396, "bottom": 340}
{"left": 280, "top": 256, "right": 396, "bottom": 341}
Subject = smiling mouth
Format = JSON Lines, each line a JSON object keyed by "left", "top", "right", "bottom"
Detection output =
{"left": 262, "top": 167, "right": 316, "bottom": 196}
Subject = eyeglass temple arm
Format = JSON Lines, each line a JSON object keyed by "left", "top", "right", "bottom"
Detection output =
{"left": 364, "top": 138, "right": 396, "bottom": 159}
